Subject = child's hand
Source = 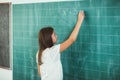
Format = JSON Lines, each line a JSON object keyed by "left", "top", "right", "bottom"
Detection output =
{"left": 78, "top": 11, "right": 85, "bottom": 22}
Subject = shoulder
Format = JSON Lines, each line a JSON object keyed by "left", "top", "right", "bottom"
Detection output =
{"left": 50, "top": 44, "right": 60, "bottom": 50}
{"left": 45, "top": 44, "right": 60, "bottom": 54}
{"left": 36, "top": 44, "right": 60, "bottom": 58}
{"left": 49, "top": 44, "right": 60, "bottom": 52}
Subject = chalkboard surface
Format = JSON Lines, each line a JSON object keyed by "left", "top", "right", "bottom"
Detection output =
{"left": 0, "top": 3, "right": 10, "bottom": 68}
{"left": 13, "top": 0, "right": 120, "bottom": 80}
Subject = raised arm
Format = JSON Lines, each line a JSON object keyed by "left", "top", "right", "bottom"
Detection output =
{"left": 60, "top": 11, "right": 85, "bottom": 52}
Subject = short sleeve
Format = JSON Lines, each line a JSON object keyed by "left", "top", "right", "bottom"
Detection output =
{"left": 49, "top": 44, "right": 60, "bottom": 61}
{"left": 50, "top": 44, "right": 60, "bottom": 53}
{"left": 36, "top": 51, "right": 39, "bottom": 64}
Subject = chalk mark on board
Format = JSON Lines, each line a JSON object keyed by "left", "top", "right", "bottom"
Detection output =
{"left": 107, "top": 59, "right": 114, "bottom": 80}
{"left": 79, "top": 55, "right": 89, "bottom": 72}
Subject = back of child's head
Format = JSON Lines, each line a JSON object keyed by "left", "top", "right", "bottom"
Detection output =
{"left": 39, "top": 26, "right": 54, "bottom": 49}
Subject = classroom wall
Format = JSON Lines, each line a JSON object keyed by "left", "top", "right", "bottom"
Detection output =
{"left": 0, "top": 0, "right": 80, "bottom": 4}
{"left": 0, "top": 68, "right": 12, "bottom": 80}
{"left": 0, "top": 0, "right": 11, "bottom": 3}
{"left": 13, "top": 0, "right": 120, "bottom": 80}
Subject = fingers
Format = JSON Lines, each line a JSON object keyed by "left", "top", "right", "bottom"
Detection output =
{"left": 79, "top": 10, "right": 84, "bottom": 17}
{"left": 78, "top": 10, "right": 85, "bottom": 21}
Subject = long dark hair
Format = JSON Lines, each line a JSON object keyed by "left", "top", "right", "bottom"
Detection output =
{"left": 38, "top": 27, "right": 54, "bottom": 65}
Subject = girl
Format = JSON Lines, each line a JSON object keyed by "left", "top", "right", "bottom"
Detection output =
{"left": 36, "top": 11, "right": 85, "bottom": 80}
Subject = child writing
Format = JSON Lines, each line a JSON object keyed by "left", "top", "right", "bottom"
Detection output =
{"left": 36, "top": 11, "right": 85, "bottom": 80}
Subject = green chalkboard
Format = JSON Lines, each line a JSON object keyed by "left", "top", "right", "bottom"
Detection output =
{"left": 13, "top": 0, "right": 120, "bottom": 80}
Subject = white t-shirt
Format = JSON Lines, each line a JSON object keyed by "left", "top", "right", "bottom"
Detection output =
{"left": 36, "top": 44, "right": 63, "bottom": 80}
